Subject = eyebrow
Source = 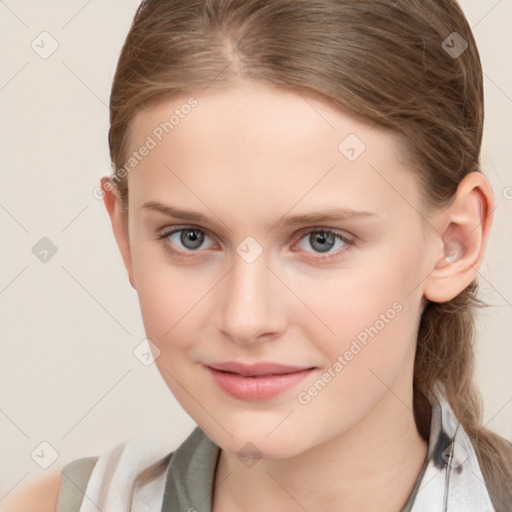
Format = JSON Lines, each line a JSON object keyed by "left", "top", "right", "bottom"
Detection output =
{"left": 141, "top": 200, "right": 378, "bottom": 230}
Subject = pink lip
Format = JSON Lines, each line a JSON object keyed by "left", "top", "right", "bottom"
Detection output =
{"left": 205, "top": 361, "right": 315, "bottom": 401}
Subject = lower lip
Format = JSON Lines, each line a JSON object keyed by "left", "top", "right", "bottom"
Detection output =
{"left": 205, "top": 366, "right": 315, "bottom": 401}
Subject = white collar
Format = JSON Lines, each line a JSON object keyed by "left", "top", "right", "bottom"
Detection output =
{"left": 407, "top": 383, "right": 495, "bottom": 511}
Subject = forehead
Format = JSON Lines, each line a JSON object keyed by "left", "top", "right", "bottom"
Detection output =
{"left": 125, "top": 81, "right": 421, "bottom": 221}
{"left": 129, "top": 81, "right": 383, "bottom": 156}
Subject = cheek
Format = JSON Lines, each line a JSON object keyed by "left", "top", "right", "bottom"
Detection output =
{"left": 294, "top": 294, "right": 417, "bottom": 441}
{"left": 132, "top": 259, "right": 205, "bottom": 404}
{"left": 130, "top": 245, "right": 206, "bottom": 343}
{"left": 291, "top": 259, "right": 410, "bottom": 342}
{"left": 291, "top": 246, "right": 421, "bottom": 390}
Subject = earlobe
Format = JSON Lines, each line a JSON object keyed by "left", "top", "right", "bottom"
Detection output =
{"left": 100, "top": 177, "right": 137, "bottom": 290}
{"left": 423, "top": 172, "right": 494, "bottom": 304}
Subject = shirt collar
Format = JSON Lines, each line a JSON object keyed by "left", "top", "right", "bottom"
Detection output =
{"left": 407, "top": 382, "right": 495, "bottom": 511}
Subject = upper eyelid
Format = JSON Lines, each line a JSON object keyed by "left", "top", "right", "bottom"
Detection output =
{"left": 160, "top": 224, "right": 216, "bottom": 241}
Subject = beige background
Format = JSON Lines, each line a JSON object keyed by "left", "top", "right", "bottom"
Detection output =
{"left": 1, "top": 0, "right": 511, "bottom": 498}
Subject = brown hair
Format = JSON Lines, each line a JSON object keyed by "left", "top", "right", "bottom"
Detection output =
{"left": 108, "top": 0, "right": 512, "bottom": 508}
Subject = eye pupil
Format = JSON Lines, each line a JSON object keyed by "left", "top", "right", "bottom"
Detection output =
{"left": 310, "top": 231, "right": 335, "bottom": 253}
{"left": 181, "top": 229, "right": 204, "bottom": 249}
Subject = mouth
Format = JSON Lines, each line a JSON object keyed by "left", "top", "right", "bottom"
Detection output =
{"left": 205, "top": 361, "right": 316, "bottom": 401}
{"left": 207, "top": 361, "right": 314, "bottom": 376}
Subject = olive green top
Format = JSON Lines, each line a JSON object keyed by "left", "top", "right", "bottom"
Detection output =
{"left": 57, "top": 456, "right": 99, "bottom": 510}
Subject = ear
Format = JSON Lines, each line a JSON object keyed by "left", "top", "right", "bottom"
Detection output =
{"left": 423, "top": 171, "right": 495, "bottom": 303}
{"left": 101, "top": 177, "right": 136, "bottom": 290}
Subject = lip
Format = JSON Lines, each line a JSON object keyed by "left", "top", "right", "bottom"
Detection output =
{"left": 208, "top": 361, "right": 313, "bottom": 376}
{"left": 205, "top": 361, "right": 315, "bottom": 401}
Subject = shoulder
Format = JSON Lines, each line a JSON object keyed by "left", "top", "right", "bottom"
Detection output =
{"left": 0, "top": 456, "right": 99, "bottom": 512}
{"left": 1, "top": 437, "right": 173, "bottom": 512}
{"left": 0, "top": 468, "right": 62, "bottom": 512}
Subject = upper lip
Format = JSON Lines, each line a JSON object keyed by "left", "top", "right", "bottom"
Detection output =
{"left": 207, "top": 361, "right": 314, "bottom": 377}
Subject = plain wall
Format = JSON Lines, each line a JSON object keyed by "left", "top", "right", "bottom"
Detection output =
{"left": 1, "top": 0, "right": 511, "bottom": 497}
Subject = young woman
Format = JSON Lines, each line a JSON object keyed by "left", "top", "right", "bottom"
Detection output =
{"left": 7, "top": 0, "right": 512, "bottom": 511}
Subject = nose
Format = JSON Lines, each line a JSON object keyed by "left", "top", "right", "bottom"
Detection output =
{"left": 218, "top": 249, "right": 287, "bottom": 345}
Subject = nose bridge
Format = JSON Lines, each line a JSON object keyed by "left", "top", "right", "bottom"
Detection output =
{"left": 219, "top": 243, "right": 283, "bottom": 344}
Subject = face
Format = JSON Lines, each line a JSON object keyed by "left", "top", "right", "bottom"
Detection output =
{"left": 113, "top": 80, "right": 438, "bottom": 459}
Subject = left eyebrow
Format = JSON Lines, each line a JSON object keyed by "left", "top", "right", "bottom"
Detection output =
{"left": 141, "top": 201, "right": 378, "bottom": 230}
{"left": 274, "top": 208, "right": 378, "bottom": 229}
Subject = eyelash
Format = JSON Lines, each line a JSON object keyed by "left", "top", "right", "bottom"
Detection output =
{"left": 156, "top": 226, "right": 355, "bottom": 263}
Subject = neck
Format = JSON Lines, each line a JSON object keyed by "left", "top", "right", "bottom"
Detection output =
{"left": 212, "top": 387, "right": 429, "bottom": 512}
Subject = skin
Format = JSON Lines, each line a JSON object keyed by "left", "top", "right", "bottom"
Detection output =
{"left": 0, "top": 470, "right": 60, "bottom": 512}
{"left": 102, "top": 80, "right": 494, "bottom": 512}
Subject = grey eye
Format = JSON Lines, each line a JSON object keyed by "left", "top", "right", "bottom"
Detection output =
{"left": 167, "top": 228, "right": 213, "bottom": 251}
{"left": 297, "top": 230, "right": 347, "bottom": 254}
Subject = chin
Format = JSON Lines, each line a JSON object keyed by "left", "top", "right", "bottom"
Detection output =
{"left": 203, "top": 421, "right": 311, "bottom": 460}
